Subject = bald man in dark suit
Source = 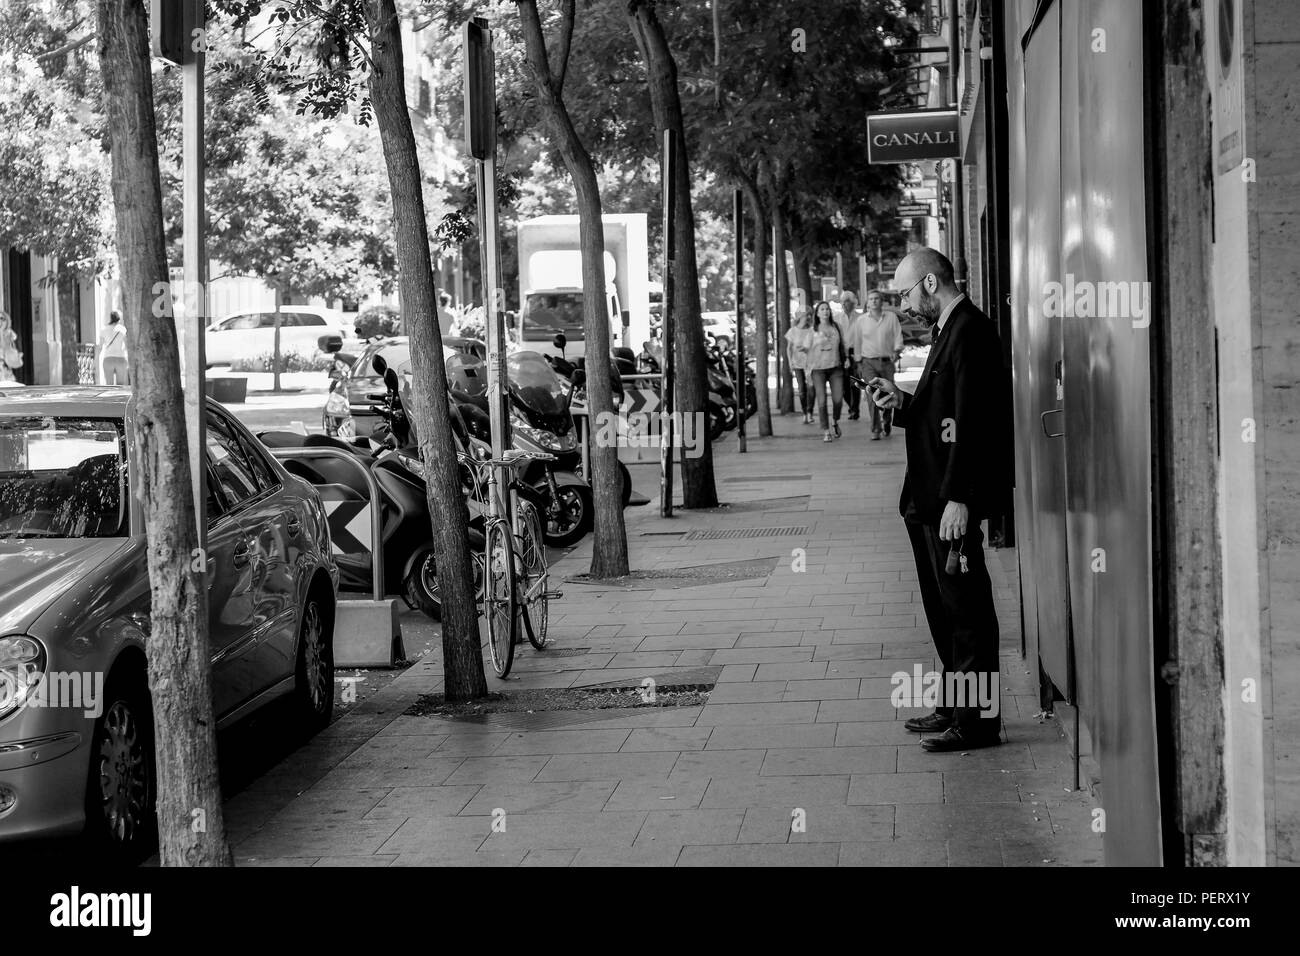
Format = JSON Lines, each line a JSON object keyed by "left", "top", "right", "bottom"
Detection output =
{"left": 868, "top": 248, "right": 1012, "bottom": 752}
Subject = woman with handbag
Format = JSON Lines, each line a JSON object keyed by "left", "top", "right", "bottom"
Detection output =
{"left": 808, "top": 300, "right": 846, "bottom": 442}
{"left": 0, "top": 310, "right": 23, "bottom": 384}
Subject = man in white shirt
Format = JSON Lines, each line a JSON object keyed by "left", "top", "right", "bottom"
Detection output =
{"left": 849, "top": 291, "right": 904, "bottom": 439}
{"left": 838, "top": 292, "right": 863, "bottom": 420}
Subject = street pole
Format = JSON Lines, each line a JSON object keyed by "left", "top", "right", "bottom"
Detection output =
{"left": 948, "top": 0, "right": 967, "bottom": 292}
{"left": 734, "top": 189, "right": 746, "bottom": 453}
{"left": 771, "top": 224, "right": 781, "bottom": 409}
{"left": 469, "top": 18, "right": 509, "bottom": 526}
{"left": 182, "top": 0, "right": 207, "bottom": 552}
{"left": 660, "top": 129, "right": 676, "bottom": 518}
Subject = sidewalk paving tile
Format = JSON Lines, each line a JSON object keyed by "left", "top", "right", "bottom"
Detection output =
{"left": 459, "top": 781, "right": 618, "bottom": 815}
{"left": 783, "top": 678, "right": 861, "bottom": 701}
{"left": 760, "top": 746, "right": 897, "bottom": 776}
{"left": 701, "top": 774, "right": 851, "bottom": 808}
{"left": 362, "top": 785, "right": 483, "bottom": 819}
{"left": 620, "top": 727, "right": 715, "bottom": 752}
{"left": 443, "top": 755, "right": 550, "bottom": 784}
{"left": 668, "top": 749, "right": 767, "bottom": 779}
{"left": 708, "top": 681, "right": 789, "bottom": 704}
{"left": 838, "top": 840, "right": 948, "bottom": 866}
{"left": 492, "top": 729, "right": 632, "bottom": 756}
{"left": 633, "top": 809, "right": 745, "bottom": 847}
{"left": 693, "top": 701, "right": 820, "bottom": 726}
{"left": 536, "top": 752, "right": 679, "bottom": 782}
{"left": 603, "top": 777, "right": 711, "bottom": 811}
{"left": 676, "top": 844, "right": 839, "bottom": 867}
{"left": 570, "top": 845, "right": 684, "bottom": 866}
{"left": 738, "top": 804, "right": 895, "bottom": 843}
{"left": 704, "top": 724, "right": 837, "bottom": 751}
{"left": 848, "top": 772, "right": 944, "bottom": 805}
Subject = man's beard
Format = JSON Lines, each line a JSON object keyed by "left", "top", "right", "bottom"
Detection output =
{"left": 912, "top": 291, "right": 942, "bottom": 325}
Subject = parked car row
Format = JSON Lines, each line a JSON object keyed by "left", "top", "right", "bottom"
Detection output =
{"left": 0, "top": 385, "right": 339, "bottom": 859}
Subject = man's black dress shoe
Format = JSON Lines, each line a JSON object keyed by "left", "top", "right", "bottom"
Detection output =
{"left": 920, "top": 726, "right": 1002, "bottom": 752}
{"left": 904, "top": 712, "right": 952, "bottom": 733}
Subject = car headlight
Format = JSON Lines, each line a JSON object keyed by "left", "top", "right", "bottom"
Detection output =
{"left": 0, "top": 636, "right": 46, "bottom": 721}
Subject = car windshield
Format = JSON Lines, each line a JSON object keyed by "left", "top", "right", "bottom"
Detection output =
{"left": 522, "top": 292, "right": 585, "bottom": 340}
{"left": 508, "top": 351, "right": 567, "bottom": 416}
{"left": 0, "top": 416, "right": 128, "bottom": 538}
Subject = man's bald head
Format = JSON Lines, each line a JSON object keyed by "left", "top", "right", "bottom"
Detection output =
{"left": 894, "top": 248, "right": 957, "bottom": 294}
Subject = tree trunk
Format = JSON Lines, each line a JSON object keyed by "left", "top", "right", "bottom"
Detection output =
{"left": 769, "top": 190, "right": 793, "bottom": 413}
{"left": 628, "top": 0, "right": 717, "bottom": 508}
{"left": 736, "top": 170, "right": 771, "bottom": 437}
{"left": 517, "top": 0, "right": 629, "bottom": 578}
{"left": 97, "top": 0, "right": 231, "bottom": 866}
{"left": 365, "top": 0, "right": 486, "bottom": 700}
{"left": 793, "top": 245, "right": 815, "bottom": 313}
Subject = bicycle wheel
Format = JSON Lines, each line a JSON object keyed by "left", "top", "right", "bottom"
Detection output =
{"left": 517, "top": 499, "right": 550, "bottom": 649}
{"left": 483, "top": 520, "right": 517, "bottom": 677}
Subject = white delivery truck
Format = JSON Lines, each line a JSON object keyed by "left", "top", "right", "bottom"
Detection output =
{"left": 516, "top": 214, "right": 650, "bottom": 360}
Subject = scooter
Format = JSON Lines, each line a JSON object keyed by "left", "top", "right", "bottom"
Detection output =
{"left": 258, "top": 361, "right": 452, "bottom": 613}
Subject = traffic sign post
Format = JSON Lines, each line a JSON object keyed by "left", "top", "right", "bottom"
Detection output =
{"left": 154, "top": 0, "right": 208, "bottom": 550}
{"left": 464, "top": 17, "right": 510, "bottom": 525}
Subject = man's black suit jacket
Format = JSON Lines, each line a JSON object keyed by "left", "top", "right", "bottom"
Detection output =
{"left": 891, "top": 297, "right": 1012, "bottom": 526}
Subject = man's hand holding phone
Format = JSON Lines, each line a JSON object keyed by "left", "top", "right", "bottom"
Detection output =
{"left": 867, "top": 377, "right": 902, "bottom": 410}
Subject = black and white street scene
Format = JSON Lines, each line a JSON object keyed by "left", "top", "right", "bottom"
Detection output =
{"left": 0, "top": 0, "right": 1293, "bottom": 931}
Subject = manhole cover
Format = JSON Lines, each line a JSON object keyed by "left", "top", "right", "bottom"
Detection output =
{"left": 684, "top": 526, "right": 809, "bottom": 540}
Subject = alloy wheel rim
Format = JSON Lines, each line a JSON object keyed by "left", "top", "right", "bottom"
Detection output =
{"left": 97, "top": 700, "right": 148, "bottom": 844}
{"left": 302, "top": 602, "right": 328, "bottom": 714}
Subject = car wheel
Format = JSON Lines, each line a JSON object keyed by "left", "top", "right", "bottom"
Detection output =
{"left": 293, "top": 594, "right": 333, "bottom": 734}
{"left": 84, "top": 673, "right": 156, "bottom": 861}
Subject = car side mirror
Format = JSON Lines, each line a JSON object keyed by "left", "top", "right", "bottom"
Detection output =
{"left": 372, "top": 354, "right": 388, "bottom": 377}
{"left": 384, "top": 368, "right": 400, "bottom": 392}
{"left": 553, "top": 332, "right": 567, "bottom": 350}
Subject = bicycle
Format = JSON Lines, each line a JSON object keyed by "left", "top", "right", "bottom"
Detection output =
{"left": 459, "top": 446, "right": 561, "bottom": 678}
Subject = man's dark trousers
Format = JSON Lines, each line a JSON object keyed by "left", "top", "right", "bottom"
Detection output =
{"left": 905, "top": 518, "right": 1002, "bottom": 736}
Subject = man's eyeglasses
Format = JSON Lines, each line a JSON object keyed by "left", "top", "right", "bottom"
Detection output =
{"left": 899, "top": 274, "right": 930, "bottom": 302}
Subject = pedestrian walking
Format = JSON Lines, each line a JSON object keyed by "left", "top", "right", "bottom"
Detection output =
{"left": 98, "top": 311, "right": 129, "bottom": 386}
{"left": 0, "top": 310, "right": 23, "bottom": 384}
{"left": 850, "top": 290, "right": 904, "bottom": 440}
{"left": 839, "top": 292, "right": 863, "bottom": 420}
{"left": 807, "top": 300, "right": 846, "bottom": 442}
{"left": 868, "top": 248, "right": 1011, "bottom": 752}
{"left": 784, "top": 307, "right": 814, "bottom": 424}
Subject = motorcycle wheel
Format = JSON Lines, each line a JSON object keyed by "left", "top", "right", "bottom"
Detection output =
{"left": 707, "top": 406, "right": 728, "bottom": 442}
{"left": 402, "top": 547, "right": 442, "bottom": 621}
{"left": 542, "top": 483, "right": 593, "bottom": 548}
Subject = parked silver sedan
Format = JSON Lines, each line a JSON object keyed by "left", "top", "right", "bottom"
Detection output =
{"left": 0, "top": 387, "right": 338, "bottom": 857}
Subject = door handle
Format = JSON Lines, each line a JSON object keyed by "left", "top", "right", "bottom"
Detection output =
{"left": 232, "top": 541, "right": 251, "bottom": 567}
{"left": 1041, "top": 408, "right": 1065, "bottom": 438}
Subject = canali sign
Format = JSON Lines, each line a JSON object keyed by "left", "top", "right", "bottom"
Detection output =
{"left": 866, "top": 109, "right": 960, "bottom": 164}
